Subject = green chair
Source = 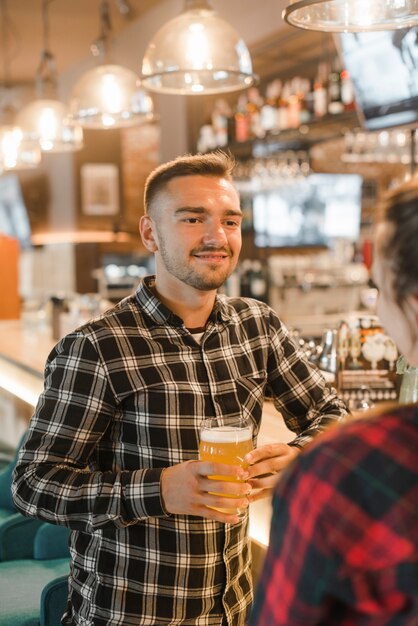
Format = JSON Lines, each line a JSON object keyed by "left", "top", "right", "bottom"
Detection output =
{"left": 40, "top": 575, "right": 69, "bottom": 626}
{"left": 0, "top": 433, "right": 43, "bottom": 560}
{"left": 0, "top": 435, "right": 22, "bottom": 519}
{"left": 0, "top": 521, "right": 70, "bottom": 626}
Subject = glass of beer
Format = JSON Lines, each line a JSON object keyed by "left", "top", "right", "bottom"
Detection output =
{"left": 199, "top": 416, "right": 253, "bottom": 518}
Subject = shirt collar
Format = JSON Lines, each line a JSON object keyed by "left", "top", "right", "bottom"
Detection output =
{"left": 135, "top": 275, "right": 231, "bottom": 327}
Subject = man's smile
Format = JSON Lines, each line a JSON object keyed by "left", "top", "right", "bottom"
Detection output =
{"left": 192, "top": 247, "right": 231, "bottom": 263}
{"left": 194, "top": 253, "right": 229, "bottom": 262}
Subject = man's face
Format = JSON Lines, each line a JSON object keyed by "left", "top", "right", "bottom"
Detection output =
{"left": 143, "top": 175, "right": 243, "bottom": 292}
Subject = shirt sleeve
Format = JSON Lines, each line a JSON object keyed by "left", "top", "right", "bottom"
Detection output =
{"left": 12, "top": 331, "right": 168, "bottom": 532}
{"left": 266, "top": 309, "right": 348, "bottom": 447}
{"left": 248, "top": 451, "right": 339, "bottom": 626}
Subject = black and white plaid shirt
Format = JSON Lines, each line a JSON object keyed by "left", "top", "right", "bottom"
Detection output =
{"left": 13, "top": 276, "right": 347, "bottom": 626}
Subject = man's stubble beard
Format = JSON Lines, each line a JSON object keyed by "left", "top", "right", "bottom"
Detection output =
{"left": 157, "top": 234, "right": 237, "bottom": 291}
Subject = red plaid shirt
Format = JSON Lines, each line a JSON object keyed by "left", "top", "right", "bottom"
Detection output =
{"left": 250, "top": 405, "right": 418, "bottom": 626}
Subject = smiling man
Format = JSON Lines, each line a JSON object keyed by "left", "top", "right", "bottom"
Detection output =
{"left": 13, "top": 151, "right": 347, "bottom": 626}
{"left": 140, "top": 169, "right": 243, "bottom": 325}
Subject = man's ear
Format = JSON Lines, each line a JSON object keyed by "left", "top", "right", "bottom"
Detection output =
{"left": 139, "top": 215, "right": 158, "bottom": 252}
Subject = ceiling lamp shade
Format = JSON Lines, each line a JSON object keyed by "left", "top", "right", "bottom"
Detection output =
{"left": 17, "top": 99, "right": 83, "bottom": 152}
{"left": 141, "top": 0, "right": 256, "bottom": 95}
{"left": 70, "top": 64, "right": 155, "bottom": 129}
{"left": 16, "top": 0, "right": 84, "bottom": 152}
{"left": 0, "top": 125, "right": 41, "bottom": 170}
{"left": 283, "top": 0, "right": 418, "bottom": 32}
{"left": 0, "top": 0, "right": 42, "bottom": 168}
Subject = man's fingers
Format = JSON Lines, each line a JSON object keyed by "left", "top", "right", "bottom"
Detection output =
{"left": 194, "top": 461, "right": 249, "bottom": 481}
{"left": 244, "top": 443, "right": 290, "bottom": 466}
{"left": 245, "top": 458, "right": 288, "bottom": 479}
{"left": 199, "top": 476, "right": 251, "bottom": 497}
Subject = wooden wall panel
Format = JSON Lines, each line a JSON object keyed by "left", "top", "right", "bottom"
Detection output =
{"left": 121, "top": 122, "right": 161, "bottom": 233}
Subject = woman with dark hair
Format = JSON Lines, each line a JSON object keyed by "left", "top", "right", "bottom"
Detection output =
{"left": 249, "top": 179, "right": 418, "bottom": 626}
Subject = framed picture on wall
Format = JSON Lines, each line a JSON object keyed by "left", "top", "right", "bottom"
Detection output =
{"left": 81, "top": 163, "right": 119, "bottom": 216}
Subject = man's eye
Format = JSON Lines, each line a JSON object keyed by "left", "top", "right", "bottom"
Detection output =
{"left": 183, "top": 217, "right": 200, "bottom": 223}
{"left": 225, "top": 220, "right": 240, "bottom": 227}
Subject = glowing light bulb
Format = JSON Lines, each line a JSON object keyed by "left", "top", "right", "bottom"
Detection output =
{"left": 186, "top": 22, "right": 211, "bottom": 70}
{"left": 38, "top": 107, "right": 60, "bottom": 147}
{"left": 101, "top": 74, "right": 123, "bottom": 114}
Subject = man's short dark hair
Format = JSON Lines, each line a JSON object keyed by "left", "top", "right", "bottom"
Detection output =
{"left": 144, "top": 151, "right": 235, "bottom": 215}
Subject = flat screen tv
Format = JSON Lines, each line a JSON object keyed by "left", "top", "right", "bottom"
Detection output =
{"left": 252, "top": 173, "right": 363, "bottom": 248}
{"left": 0, "top": 174, "right": 32, "bottom": 248}
{"left": 338, "top": 27, "right": 418, "bottom": 130}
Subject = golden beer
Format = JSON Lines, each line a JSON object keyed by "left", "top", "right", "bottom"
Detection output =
{"left": 199, "top": 425, "right": 253, "bottom": 514}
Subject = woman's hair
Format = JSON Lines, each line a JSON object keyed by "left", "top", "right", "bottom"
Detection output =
{"left": 381, "top": 179, "right": 418, "bottom": 302}
{"left": 144, "top": 150, "right": 235, "bottom": 215}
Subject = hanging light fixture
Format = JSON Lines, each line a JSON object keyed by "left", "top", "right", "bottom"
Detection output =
{"left": 0, "top": 0, "right": 41, "bottom": 170}
{"left": 69, "top": 0, "right": 155, "bottom": 129}
{"left": 141, "top": 0, "right": 256, "bottom": 95}
{"left": 283, "top": 0, "right": 418, "bottom": 32}
{"left": 16, "top": 0, "right": 83, "bottom": 153}
{"left": 0, "top": 119, "right": 41, "bottom": 171}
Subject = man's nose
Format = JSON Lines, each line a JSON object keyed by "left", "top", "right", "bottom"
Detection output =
{"left": 202, "top": 221, "right": 228, "bottom": 245}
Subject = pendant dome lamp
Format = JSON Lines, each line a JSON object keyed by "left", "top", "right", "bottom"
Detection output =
{"left": 0, "top": 0, "right": 41, "bottom": 171}
{"left": 283, "top": 0, "right": 418, "bottom": 32}
{"left": 141, "top": 0, "right": 257, "bottom": 95}
{"left": 16, "top": 0, "right": 83, "bottom": 153}
{"left": 0, "top": 108, "right": 41, "bottom": 173}
{"left": 69, "top": 0, "right": 155, "bottom": 129}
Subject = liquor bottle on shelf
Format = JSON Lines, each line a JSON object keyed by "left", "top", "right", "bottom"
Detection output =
{"left": 260, "top": 80, "right": 281, "bottom": 134}
{"left": 313, "top": 62, "right": 328, "bottom": 119}
{"left": 197, "top": 120, "right": 217, "bottom": 153}
{"left": 235, "top": 94, "right": 250, "bottom": 143}
{"left": 211, "top": 99, "right": 231, "bottom": 148}
{"left": 328, "top": 60, "right": 344, "bottom": 115}
{"left": 340, "top": 69, "right": 356, "bottom": 111}
{"left": 298, "top": 77, "right": 312, "bottom": 125}
{"left": 277, "top": 81, "right": 291, "bottom": 130}
{"left": 305, "top": 78, "right": 316, "bottom": 121}
{"left": 246, "top": 87, "right": 265, "bottom": 139}
{"left": 287, "top": 77, "right": 302, "bottom": 129}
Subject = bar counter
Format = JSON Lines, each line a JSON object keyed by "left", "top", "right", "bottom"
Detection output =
{"left": 0, "top": 320, "right": 51, "bottom": 406}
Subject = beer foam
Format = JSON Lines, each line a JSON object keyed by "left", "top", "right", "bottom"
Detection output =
{"left": 200, "top": 426, "right": 252, "bottom": 443}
